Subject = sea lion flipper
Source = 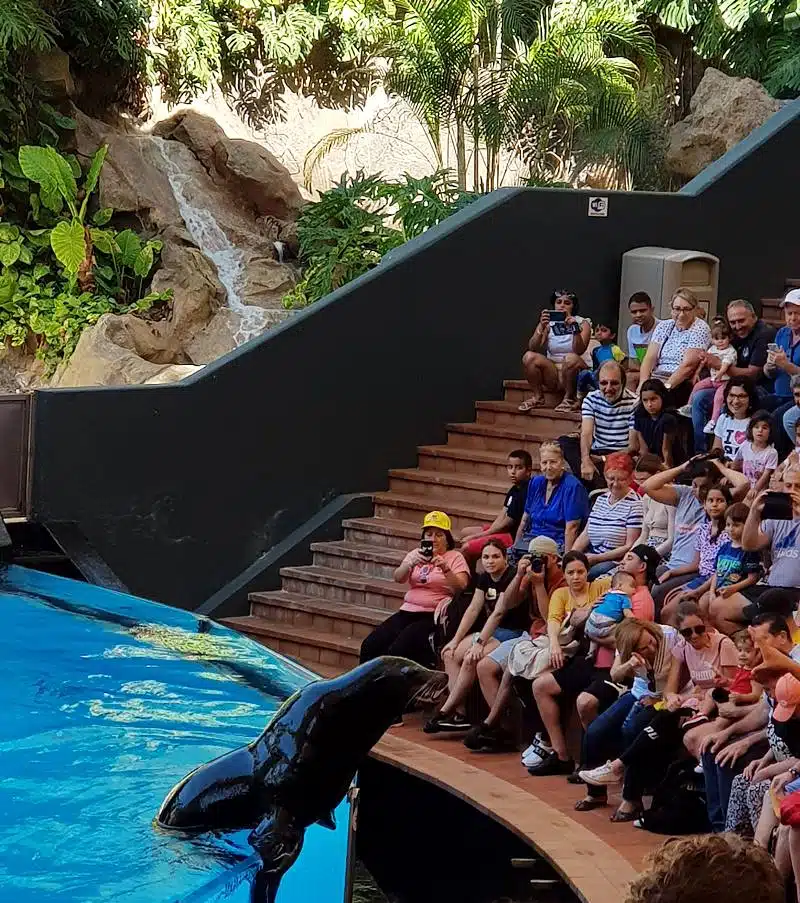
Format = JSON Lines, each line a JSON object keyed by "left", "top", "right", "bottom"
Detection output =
{"left": 315, "top": 810, "right": 336, "bottom": 830}
{"left": 248, "top": 808, "right": 304, "bottom": 902}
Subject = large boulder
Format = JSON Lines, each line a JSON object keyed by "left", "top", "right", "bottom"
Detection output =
{"left": 54, "top": 315, "right": 170, "bottom": 387}
{"left": 153, "top": 110, "right": 304, "bottom": 220}
{"left": 73, "top": 110, "right": 182, "bottom": 230}
{"left": 666, "top": 68, "right": 781, "bottom": 179}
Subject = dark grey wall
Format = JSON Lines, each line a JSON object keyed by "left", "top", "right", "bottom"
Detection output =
{"left": 31, "top": 102, "right": 800, "bottom": 610}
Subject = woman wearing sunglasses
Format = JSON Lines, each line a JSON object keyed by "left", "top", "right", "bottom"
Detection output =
{"left": 579, "top": 603, "right": 737, "bottom": 823}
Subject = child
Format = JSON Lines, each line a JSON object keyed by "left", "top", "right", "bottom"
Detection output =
{"left": 576, "top": 322, "right": 627, "bottom": 399}
{"left": 693, "top": 629, "right": 762, "bottom": 722}
{"left": 585, "top": 570, "right": 636, "bottom": 641}
{"left": 704, "top": 502, "right": 763, "bottom": 621}
{"left": 631, "top": 378, "right": 679, "bottom": 467}
{"left": 678, "top": 320, "right": 737, "bottom": 433}
{"left": 733, "top": 410, "right": 778, "bottom": 498}
{"left": 459, "top": 449, "right": 533, "bottom": 564}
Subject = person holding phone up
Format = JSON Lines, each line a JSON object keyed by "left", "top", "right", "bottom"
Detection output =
{"left": 763, "top": 290, "right": 800, "bottom": 457}
{"left": 359, "top": 510, "right": 470, "bottom": 667}
{"left": 518, "top": 289, "right": 592, "bottom": 413}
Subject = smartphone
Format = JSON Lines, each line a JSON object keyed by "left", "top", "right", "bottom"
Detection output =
{"left": 420, "top": 539, "right": 434, "bottom": 559}
{"left": 547, "top": 310, "right": 566, "bottom": 323}
{"left": 768, "top": 343, "right": 780, "bottom": 353}
{"left": 761, "top": 490, "right": 793, "bottom": 521}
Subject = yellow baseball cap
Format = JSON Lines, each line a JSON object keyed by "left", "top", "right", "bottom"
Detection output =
{"left": 422, "top": 510, "right": 452, "bottom": 532}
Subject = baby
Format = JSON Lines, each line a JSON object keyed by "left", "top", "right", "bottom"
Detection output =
{"left": 687, "top": 630, "right": 763, "bottom": 725}
{"left": 679, "top": 321, "right": 738, "bottom": 431}
{"left": 585, "top": 571, "right": 636, "bottom": 642}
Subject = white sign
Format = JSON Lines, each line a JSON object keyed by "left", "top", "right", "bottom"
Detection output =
{"left": 588, "top": 196, "right": 608, "bottom": 217}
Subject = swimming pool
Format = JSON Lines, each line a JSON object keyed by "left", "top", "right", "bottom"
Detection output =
{"left": 0, "top": 565, "right": 349, "bottom": 903}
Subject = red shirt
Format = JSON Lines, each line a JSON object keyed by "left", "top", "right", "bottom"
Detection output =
{"left": 728, "top": 667, "right": 753, "bottom": 695}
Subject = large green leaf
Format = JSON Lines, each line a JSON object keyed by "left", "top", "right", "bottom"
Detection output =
{"left": 92, "top": 207, "right": 114, "bottom": 226}
{"left": 50, "top": 220, "right": 86, "bottom": 274}
{"left": 83, "top": 145, "right": 109, "bottom": 198}
{"left": 1, "top": 151, "right": 24, "bottom": 179}
{"left": 0, "top": 273, "right": 17, "bottom": 304}
{"left": 133, "top": 244, "right": 155, "bottom": 277}
{"left": 90, "top": 228, "right": 120, "bottom": 256}
{"left": 18, "top": 145, "right": 78, "bottom": 213}
{"left": 0, "top": 243, "right": 21, "bottom": 267}
{"left": 0, "top": 224, "right": 20, "bottom": 242}
{"left": 115, "top": 229, "right": 142, "bottom": 268}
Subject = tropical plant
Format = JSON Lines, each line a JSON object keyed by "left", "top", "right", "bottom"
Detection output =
{"left": 282, "top": 169, "right": 477, "bottom": 308}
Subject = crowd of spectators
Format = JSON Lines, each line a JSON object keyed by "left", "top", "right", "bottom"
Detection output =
{"left": 358, "top": 285, "right": 800, "bottom": 894}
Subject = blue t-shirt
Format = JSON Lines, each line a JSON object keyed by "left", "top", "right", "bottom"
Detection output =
{"left": 523, "top": 473, "right": 589, "bottom": 549}
{"left": 591, "top": 342, "right": 626, "bottom": 371}
{"left": 773, "top": 326, "right": 800, "bottom": 397}
{"left": 593, "top": 590, "right": 630, "bottom": 620}
{"left": 714, "top": 540, "right": 763, "bottom": 588}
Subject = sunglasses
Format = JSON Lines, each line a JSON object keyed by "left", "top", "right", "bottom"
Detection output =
{"left": 680, "top": 624, "right": 707, "bottom": 639}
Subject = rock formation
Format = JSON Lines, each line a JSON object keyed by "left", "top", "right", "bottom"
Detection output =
{"left": 666, "top": 68, "right": 782, "bottom": 180}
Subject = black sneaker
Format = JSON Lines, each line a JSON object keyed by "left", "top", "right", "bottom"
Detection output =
{"left": 463, "top": 723, "right": 513, "bottom": 752}
{"left": 423, "top": 712, "right": 470, "bottom": 734}
{"left": 566, "top": 767, "right": 584, "bottom": 785}
{"left": 528, "top": 752, "right": 575, "bottom": 776}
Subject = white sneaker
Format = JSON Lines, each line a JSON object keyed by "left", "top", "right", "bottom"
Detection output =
{"left": 521, "top": 733, "right": 553, "bottom": 767}
{"left": 703, "top": 420, "right": 716, "bottom": 435}
{"left": 578, "top": 761, "right": 623, "bottom": 786}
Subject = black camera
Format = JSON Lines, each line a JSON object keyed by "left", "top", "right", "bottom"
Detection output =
{"left": 420, "top": 539, "right": 434, "bottom": 559}
{"left": 530, "top": 554, "right": 544, "bottom": 574}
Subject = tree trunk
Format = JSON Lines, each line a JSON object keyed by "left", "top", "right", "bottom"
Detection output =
{"left": 456, "top": 119, "right": 467, "bottom": 190}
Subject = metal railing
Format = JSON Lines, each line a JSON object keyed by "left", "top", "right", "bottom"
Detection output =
{"left": 0, "top": 394, "right": 31, "bottom": 518}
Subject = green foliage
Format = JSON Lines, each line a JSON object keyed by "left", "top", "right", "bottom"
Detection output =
{"left": 283, "top": 169, "right": 476, "bottom": 309}
{"left": 0, "top": 142, "right": 170, "bottom": 371}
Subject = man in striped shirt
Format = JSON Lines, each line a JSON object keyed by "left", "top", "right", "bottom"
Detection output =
{"left": 579, "top": 361, "right": 637, "bottom": 487}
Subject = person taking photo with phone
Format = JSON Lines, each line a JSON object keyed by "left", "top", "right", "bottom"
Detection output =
{"left": 518, "top": 289, "right": 593, "bottom": 413}
{"left": 359, "top": 510, "right": 470, "bottom": 666}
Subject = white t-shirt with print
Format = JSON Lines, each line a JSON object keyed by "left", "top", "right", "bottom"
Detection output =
{"left": 735, "top": 440, "right": 779, "bottom": 487}
{"left": 708, "top": 344, "right": 738, "bottom": 381}
{"left": 547, "top": 315, "right": 592, "bottom": 364}
{"left": 714, "top": 414, "right": 750, "bottom": 460}
{"left": 651, "top": 317, "right": 712, "bottom": 378}
{"left": 627, "top": 320, "right": 662, "bottom": 363}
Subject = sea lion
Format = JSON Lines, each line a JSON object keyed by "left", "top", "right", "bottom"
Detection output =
{"left": 156, "top": 656, "right": 445, "bottom": 902}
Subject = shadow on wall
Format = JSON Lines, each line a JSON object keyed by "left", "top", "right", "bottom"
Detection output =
{"left": 31, "top": 101, "right": 800, "bottom": 611}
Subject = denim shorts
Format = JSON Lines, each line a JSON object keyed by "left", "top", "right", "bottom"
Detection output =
{"left": 488, "top": 632, "right": 529, "bottom": 666}
{"left": 493, "top": 627, "right": 524, "bottom": 644}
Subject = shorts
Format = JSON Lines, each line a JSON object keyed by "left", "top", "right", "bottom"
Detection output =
{"left": 583, "top": 670, "right": 619, "bottom": 710}
{"left": 461, "top": 530, "right": 514, "bottom": 559}
{"left": 684, "top": 575, "right": 706, "bottom": 591}
{"left": 741, "top": 585, "right": 800, "bottom": 621}
{"left": 488, "top": 632, "right": 528, "bottom": 667}
{"left": 552, "top": 655, "right": 597, "bottom": 697}
{"left": 493, "top": 627, "right": 524, "bottom": 644}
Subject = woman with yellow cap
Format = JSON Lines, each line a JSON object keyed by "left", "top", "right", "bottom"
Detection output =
{"left": 359, "top": 511, "right": 470, "bottom": 667}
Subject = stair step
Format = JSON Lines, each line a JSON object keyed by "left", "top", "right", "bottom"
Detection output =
{"left": 249, "top": 589, "right": 387, "bottom": 639}
{"left": 447, "top": 421, "right": 574, "bottom": 454}
{"left": 475, "top": 400, "right": 579, "bottom": 434}
{"left": 342, "top": 517, "right": 422, "bottom": 550}
{"left": 786, "top": 279, "right": 800, "bottom": 288}
{"left": 311, "top": 540, "right": 404, "bottom": 579}
{"left": 417, "top": 444, "right": 538, "bottom": 480}
{"left": 279, "top": 564, "right": 406, "bottom": 610}
{"left": 221, "top": 616, "right": 362, "bottom": 669}
{"left": 502, "top": 381, "right": 563, "bottom": 406}
{"left": 301, "top": 661, "right": 345, "bottom": 679}
{"left": 388, "top": 467, "right": 509, "bottom": 508}
{"left": 373, "top": 491, "right": 494, "bottom": 531}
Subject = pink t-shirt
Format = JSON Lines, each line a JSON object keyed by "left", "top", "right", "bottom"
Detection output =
{"left": 401, "top": 550, "right": 471, "bottom": 613}
{"left": 594, "top": 585, "right": 655, "bottom": 668}
{"left": 671, "top": 630, "right": 738, "bottom": 689}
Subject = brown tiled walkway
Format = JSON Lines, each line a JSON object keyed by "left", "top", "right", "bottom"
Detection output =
{"left": 373, "top": 718, "right": 662, "bottom": 903}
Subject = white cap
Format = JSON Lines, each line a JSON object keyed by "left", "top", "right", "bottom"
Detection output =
{"left": 780, "top": 288, "right": 800, "bottom": 308}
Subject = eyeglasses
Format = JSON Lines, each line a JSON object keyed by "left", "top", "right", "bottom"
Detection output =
{"left": 680, "top": 624, "right": 707, "bottom": 639}
{"left": 672, "top": 305, "right": 694, "bottom": 314}
{"left": 727, "top": 391, "right": 749, "bottom": 400}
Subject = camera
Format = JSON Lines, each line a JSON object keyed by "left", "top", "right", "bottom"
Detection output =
{"left": 530, "top": 554, "right": 544, "bottom": 574}
{"left": 420, "top": 539, "right": 434, "bottom": 559}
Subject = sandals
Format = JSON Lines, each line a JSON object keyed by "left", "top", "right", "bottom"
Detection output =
{"left": 554, "top": 398, "right": 580, "bottom": 413}
{"left": 609, "top": 805, "right": 643, "bottom": 823}
{"left": 518, "top": 396, "right": 545, "bottom": 412}
{"left": 575, "top": 797, "right": 608, "bottom": 812}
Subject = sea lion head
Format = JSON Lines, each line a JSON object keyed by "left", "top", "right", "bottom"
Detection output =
{"left": 346, "top": 656, "right": 447, "bottom": 717}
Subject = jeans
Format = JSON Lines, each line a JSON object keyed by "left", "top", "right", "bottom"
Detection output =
{"left": 582, "top": 694, "right": 654, "bottom": 797}
{"left": 690, "top": 386, "right": 716, "bottom": 453}
{"left": 701, "top": 742, "right": 767, "bottom": 832}
{"left": 587, "top": 559, "right": 618, "bottom": 580}
{"left": 760, "top": 395, "right": 795, "bottom": 458}
{"left": 786, "top": 404, "right": 800, "bottom": 447}
{"left": 359, "top": 609, "right": 435, "bottom": 667}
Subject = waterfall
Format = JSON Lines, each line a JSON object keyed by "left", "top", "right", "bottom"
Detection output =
{"left": 273, "top": 240, "right": 286, "bottom": 264}
{"left": 152, "top": 138, "right": 268, "bottom": 345}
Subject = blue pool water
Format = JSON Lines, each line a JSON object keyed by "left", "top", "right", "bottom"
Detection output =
{"left": 0, "top": 565, "right": 349, "bottom": 902}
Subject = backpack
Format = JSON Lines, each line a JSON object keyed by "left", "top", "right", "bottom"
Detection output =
{"left": 638, "top": 759, "right": 711, "bottom": 835}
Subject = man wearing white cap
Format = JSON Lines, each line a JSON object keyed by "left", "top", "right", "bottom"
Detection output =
{"left": 764, "top": 288, "right": 800, "bottom": 456}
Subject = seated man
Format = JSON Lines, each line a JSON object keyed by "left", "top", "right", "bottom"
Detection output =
{"left": 458, "top": 449, "right": 533, "bottom": 565}
{"left": 560, "top": 360, "right": 637, "bottom": 489}
{"left": 691, "top": 299, "right": 775, "bottom": 453}
{"left": 625, "top": 291, "right": 661, "bottom": 393}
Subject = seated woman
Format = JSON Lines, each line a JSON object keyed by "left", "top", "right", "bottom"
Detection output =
{"left": 638, "top": 288, "right": 712, "bottom": 407}
{"left": 574, "top": 618, "right": 681, "bottom": 816}
{"left": 634, "top": 454, "right": 675, "bottom": 559}
{"left": 711, "top": 378, "right": 759, "bottom": 462}
{"left": 359, "top": 510, "right": 469, "bottom": 667}
{"left": 641, "top": 456, "right": 748, "bottom": 615}
{"left": 572, "top": 452, "right": 643, "bottom": 579}
{"left": 512, "top": 441, "right": 589, "bottom": 558}
{"left": 518, "top": 290, "right": 592, "bottom": 413}
{"left": 659, "top": 483, "right": 732, "bottom": 625}
{"left": 630, "top": 379, "right": 680, "bottom": 467}
{"left": 715, "top": 468, "right": 800, "bottom": 630}
{"left": 423, "top": 541, "right": 524, "bottom": 733}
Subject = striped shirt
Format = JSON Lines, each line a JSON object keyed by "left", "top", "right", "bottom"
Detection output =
{"left": 587, "top": 490, "right": 644, "bottom": 554}
{"left": 581, "top": 388, "right": 637, "bottom": 452}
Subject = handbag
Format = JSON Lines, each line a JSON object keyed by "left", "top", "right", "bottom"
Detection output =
{"left": 507, "top": 611, "right": 579, "bottom": 680}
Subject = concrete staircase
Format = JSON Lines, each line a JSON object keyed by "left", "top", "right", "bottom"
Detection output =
{"left": 761, "top": 277, "right": 800, "bottom": 328}
{"left": 221, "top": 380, "right": 580, "bottom": 675}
